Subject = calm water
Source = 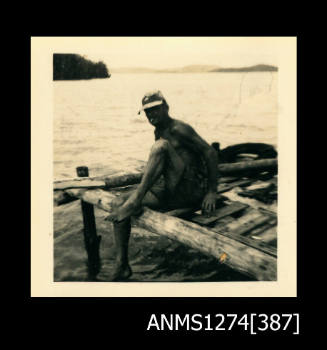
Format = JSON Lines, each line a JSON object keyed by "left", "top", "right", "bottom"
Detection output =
{"left": 54, "top": 72, "right": 278, "bottom": 179}
{"left": 53, "top": 72, "right": 278, "bottom": 282}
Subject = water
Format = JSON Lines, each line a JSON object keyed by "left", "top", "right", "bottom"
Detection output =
{"left": 54, "top": 72, "right": 277, "bottom": 179}
{"left": 53, "top": 72, "right": 278, "bottom": 282}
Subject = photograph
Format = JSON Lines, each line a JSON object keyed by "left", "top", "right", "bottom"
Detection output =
{"left": 32, "top": 37, "right": 296, "bottom": 297}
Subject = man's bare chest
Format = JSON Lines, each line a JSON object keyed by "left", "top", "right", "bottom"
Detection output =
{"left": 158, "top": 129, "right": 181, "bottom": 149}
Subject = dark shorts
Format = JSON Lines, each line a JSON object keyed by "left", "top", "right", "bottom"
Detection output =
{"left": 149, "top": 166, "right": 207, "bottom": 210}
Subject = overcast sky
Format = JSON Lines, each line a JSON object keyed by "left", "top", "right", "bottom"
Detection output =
{"left": 58, "top": 37, "right": 280, "bottom": 69}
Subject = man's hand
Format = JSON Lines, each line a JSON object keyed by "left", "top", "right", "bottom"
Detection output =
{"left": 201, "top": 192, "right": 217, "bottom": 216}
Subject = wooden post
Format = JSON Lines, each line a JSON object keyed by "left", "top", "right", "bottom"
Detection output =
{"left": 76, "top": 166, "right": 101, "bottom": 280}
{"left": 211, "top": 142, "right": 220, "bottom": 154}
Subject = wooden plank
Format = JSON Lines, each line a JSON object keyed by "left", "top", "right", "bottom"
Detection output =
{"left": 232, "top": 215, "right": 272, "bottom": 236}
{"left": 253, "top": 227, "right": 277, "bottom": 245}
{"left": 212, "top": 207, "right": 273, "bottom": 237}
{"left": 221, "top": 229, "right": 276, "bottom": 257}
{"left": 212, "top": 206, "right": 267, "bottom": 230}
{"left": 250, "top": 223, "right": 274, "bottom": 237}
{"left": 190, "top": 201, "right": 248, "bottom": 225}
{"left": 209, "top": 209, "right": 277, "bottom": 257}
{"left": 211, "top": 222, "right": 277, "bottom": 257}
{"left": 212, "top": 215, "right": 235, "bottom": 230}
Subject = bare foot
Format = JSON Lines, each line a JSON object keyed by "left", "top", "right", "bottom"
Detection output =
{"left": 106, "top": 193, "right": 141, "bottom": 223}
{"left": 111, "top": 264, "right": 132, "bottom": 281}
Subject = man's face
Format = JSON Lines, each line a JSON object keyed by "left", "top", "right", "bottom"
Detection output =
{"left": 144, "top": 104, "right": 166, "bottom": 126}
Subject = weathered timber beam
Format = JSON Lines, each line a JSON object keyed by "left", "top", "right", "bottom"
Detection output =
{"left": 134, "top": 208, "right": 276, "bottom": 281}
{"left": 55, "top": 178, "right": 107, "bottom": 191}
{"left": 66, "top": 188, "right": 276, "bottom": 280}
{"left": 54, "top": 159, "right": 277, "bottom": 191}
{"left": 54, "top": 172, "right": 142, "bottom": 191}
{"left": 218, "top": 159, "right": 277, "bottom": 175}
{"left": 65, "top": 188, "right": 117, "bottom": 212}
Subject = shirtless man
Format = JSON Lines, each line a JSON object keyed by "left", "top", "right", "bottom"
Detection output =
{"left": 105, "top": 91, "right": 218, "bottom": 281}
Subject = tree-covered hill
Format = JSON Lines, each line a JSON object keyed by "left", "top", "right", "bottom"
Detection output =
{"left": 53, "top": 54, "right": 110, "bottom": 80}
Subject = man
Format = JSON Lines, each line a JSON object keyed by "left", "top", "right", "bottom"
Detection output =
{"left": 106, "top": 91, "right": 218, "bottom": 281}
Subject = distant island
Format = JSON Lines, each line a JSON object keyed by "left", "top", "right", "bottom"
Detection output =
{"left": 111, "top": 64, "right": 278, "bottom": 74}
{"left": 53, "top": 54, "right": 111, "bottom": 80}
{"left": 211, "top": 64, "right": 278, "bottom": 73}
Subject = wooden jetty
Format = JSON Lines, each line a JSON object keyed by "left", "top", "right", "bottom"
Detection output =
{"left": 53, "top": 143, "right": 278, "bottom": 281}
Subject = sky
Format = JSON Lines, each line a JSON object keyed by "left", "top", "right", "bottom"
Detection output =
{"left": 52, "top": 37, "right": 281, "bottom": 69}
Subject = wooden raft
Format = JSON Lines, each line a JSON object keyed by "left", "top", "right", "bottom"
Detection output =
{"left": 63, "top": 168, "right": 278, "bottom": 281}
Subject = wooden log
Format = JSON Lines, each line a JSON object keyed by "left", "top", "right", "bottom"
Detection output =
{"left": 218, "top": 159, "right": 277, "bottom": 176}
{"left": 134, "top": 207, "right": 277, "bottom": 281}
{"left": 54, "top": 159, "right": 277, "bottom": 191}
{"left": 104, "top": 172, "right": 143, "bottom": 188}
{"left": 76, "top": 166, "right": 101, "bottom": 280}
{"left": 65, "top": 188, "right": 117, "bottom": 213}
{"left": 54, "top": 178, "right": 107, "bottom": 191}
{"left": 54, "top": 172, "right": 142, "bottom": 191}
{"left": 67, "top": 187, "right": 276, "bottom": 280}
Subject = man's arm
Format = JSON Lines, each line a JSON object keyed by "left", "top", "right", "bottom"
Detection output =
{"left": 171, "top": 121, "right": 219, "bottom": 213}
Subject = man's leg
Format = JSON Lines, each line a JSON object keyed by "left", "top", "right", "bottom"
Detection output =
{"left": 106, "top": 139, "right": 185, "bottom": 280}
{"left": 106, "top": 139, "right": 185, "bottom": 223}
{"left": 109, "top": 190, "right": 162, "bottom": 281}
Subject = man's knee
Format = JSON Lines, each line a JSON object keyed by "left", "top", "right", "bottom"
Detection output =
{"left": 151, "top": 139, "right": 169, "bottom": 154}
